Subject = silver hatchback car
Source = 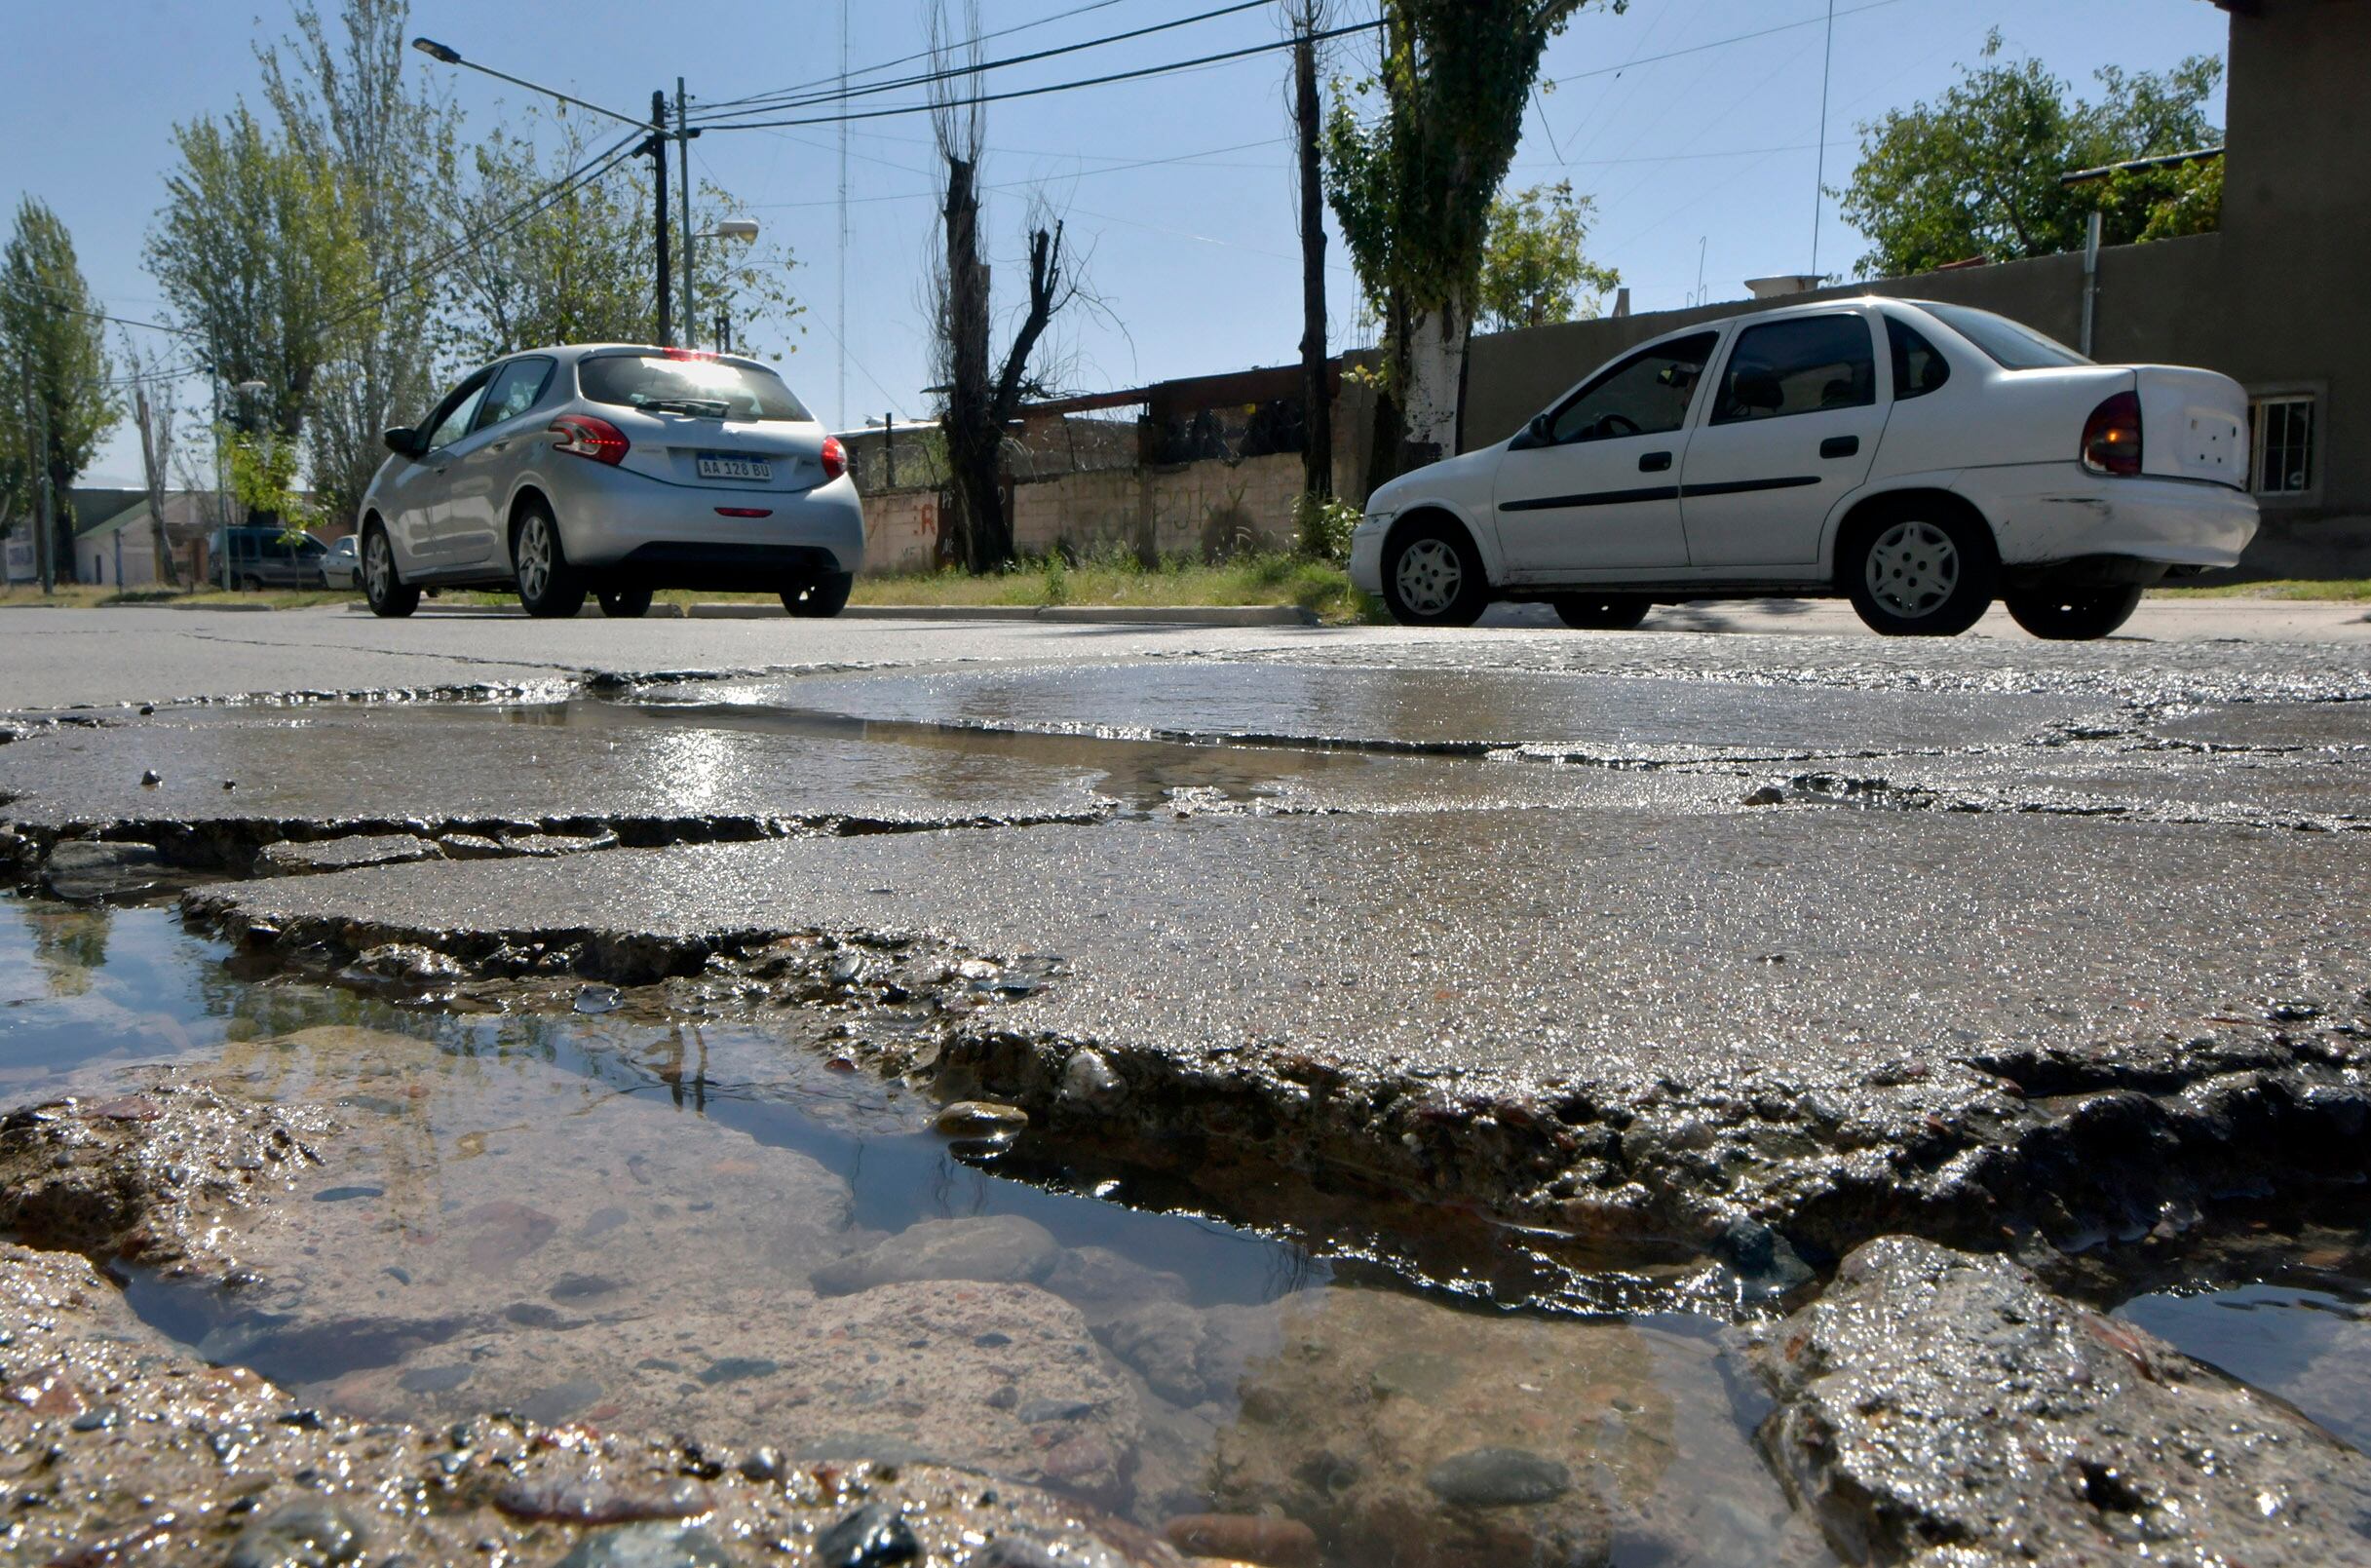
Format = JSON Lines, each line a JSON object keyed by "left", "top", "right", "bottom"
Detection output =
{"left": 358, "top": 344, "right": 864, "bottom": 619}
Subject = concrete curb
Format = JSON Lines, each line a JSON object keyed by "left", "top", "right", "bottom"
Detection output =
{"left": 342, "top": 600, "right": 1319, "bottom": 628}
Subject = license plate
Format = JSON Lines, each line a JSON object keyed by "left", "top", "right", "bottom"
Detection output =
{"left": 697, "top": 453, "right": 771, "bottom": 481}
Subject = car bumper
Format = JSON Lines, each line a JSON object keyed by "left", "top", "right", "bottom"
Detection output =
{"left": 551, "top": 463, "right": 868, "bottom": 581}
{"left": 1959, "top": 464, "right": 2259, "bottom": 569}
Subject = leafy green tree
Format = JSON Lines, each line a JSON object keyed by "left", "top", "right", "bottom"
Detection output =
{"left": 256, "top": 0, "right": 456, "bottom": 533}
{"left": 147, "top": 103, "right": 367, "bottom": 440}
{"left": 435, "top": 116, "right": 801, "bottom": 375}
{"left": 1324, "top": 0, "right": 1620, "bottom": 472}
{"left": 1838, "top": 32, "right": 2223, "bottom": 278}
{"left": 0, "top": 199, "right": 120, "bottom": 577}
{"left": 1477, "top": 180, "right": 1620, "bottom": 332}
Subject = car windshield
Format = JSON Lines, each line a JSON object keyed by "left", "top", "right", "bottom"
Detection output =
{"left": 1918, "top": 303, "right": 2090, "bottom": 370}
{"left": 578, "top": 354, "right": 812, "bottom": 422}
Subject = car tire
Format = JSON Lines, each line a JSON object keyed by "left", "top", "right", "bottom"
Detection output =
{"left": 362, "top": 524, "right": 419, "bottom": 619}
{"left": 2004, "top": 585, "right": 2144, "bottom": 641}
{"left": 598, "top": 587, "right": 654, "bottom": 619}
{"left": 1380, "top": 517, "right": 1491, "bottom": 628}
{"left": 1841, "top": 504, "right": 1998, "bottom": 637}
{"left": 240, "top": 574, "right": 266, "bottom": 593}
{"left": 782, "top": 571, "right": 854, "bottom": 618}
{"left": 1551, "top": 593, "right": 1652, "bottom": 631}
{"left": 513, "top": 499, "right": 587, "bottom": 619}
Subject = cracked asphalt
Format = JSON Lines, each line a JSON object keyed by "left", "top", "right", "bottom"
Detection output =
{"left": 2, "top": 602, "right": 2360, "bottom": 1259}
{"left": 8, "top": 601, "right": 2371, "bottom": 1564}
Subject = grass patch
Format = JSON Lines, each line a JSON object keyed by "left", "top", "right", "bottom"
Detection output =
{"left": 6, "top": 550, "right": 1381, "bottom": 621}
{"left": 2149, "top": 579, "right": 2371, "bottom": 602}
{"left": 0, "top": 585, "right": 355, "bottom": 610}
{"left": 852, "top": 551, "right": 1380, "bottom": 624}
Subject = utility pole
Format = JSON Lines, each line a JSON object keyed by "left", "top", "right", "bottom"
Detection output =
{"left": 135, "top": 388, "right": 181, "bottom": 589}
{"left": 837, "top": 0, "right": 851, "bottom": 429}
{"left": 677, "top": 79, "right": 697, "bottom": 349}
{"left": 25, "top": 377, "right": 54, "bottom": 594}
{"left": 648, "top": 90, "right": 672, "bottom": 345}
{"left": 1811, "top": 0, "right": 1835, "bottom": 278}
{"left": 1292, "top": 12, "right": 1332, "bottom": 507}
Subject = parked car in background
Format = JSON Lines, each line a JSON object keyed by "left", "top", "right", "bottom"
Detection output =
{"left": 357, "top": 344, "right": 863, "bottom": 620}
{"left": 322, "top": 534, "right": 360, "bottom": 591}
{"left": 210, "top": 524, "right": 332, "bottom": 591}
{"left": 1351, "top": 297, "right": 2257, "bottom": 639}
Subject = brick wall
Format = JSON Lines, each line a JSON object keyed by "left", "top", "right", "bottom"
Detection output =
{"left": 861, "top": 489, "right": 942, "bottom": 575}
{"left": 1010, "top": 451, "right": 1304, "bottom": 561}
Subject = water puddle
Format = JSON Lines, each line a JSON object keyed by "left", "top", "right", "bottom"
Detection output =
{"left": 3, "top": 895, "right": 1833, "bottom": 1565}
{"left": 2120, "top": 1269, "right": 2371, "bottom": 1452}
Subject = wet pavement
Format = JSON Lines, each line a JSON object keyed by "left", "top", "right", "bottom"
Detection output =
{"left": 3, "top": 612, "right": 2370, "bottom": 1563}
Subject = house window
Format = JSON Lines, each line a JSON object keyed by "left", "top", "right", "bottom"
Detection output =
{"left": 2250, "top": 395, "right": 2315, "bottom": 496}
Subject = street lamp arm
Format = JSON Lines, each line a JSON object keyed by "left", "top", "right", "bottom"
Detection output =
{"left": 410, "top": 38, "right": 654, "bottom": 132}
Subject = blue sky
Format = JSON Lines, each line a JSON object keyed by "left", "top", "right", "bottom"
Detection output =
{"left": 3, "top": 0, "right": 2232, "bottom": 487}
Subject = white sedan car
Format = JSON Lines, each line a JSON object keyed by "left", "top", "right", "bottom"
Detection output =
{"left": 1350, "top": 297, "right": 2257, "bottom": 639}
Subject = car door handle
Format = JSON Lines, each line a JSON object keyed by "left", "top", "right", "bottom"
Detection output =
{"left": 1638, "top": 450, "right": 1673, "bottom": 473}
{"left": 489, "top": 440, "right": 511, "bottom": 453}
{"left": 1820, "top": 436, "right": 1859, "bottom": 459}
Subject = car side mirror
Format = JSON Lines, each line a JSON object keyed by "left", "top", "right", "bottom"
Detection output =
{"left": 382, "top": 426, "right": 424, "bottom": 458}
{"left": 1511, "top": 413, "right": 1551, "bottom": 451}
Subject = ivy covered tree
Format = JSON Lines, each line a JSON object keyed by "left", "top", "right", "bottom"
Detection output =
{"left": 1838, "top": 33, "right": 2224, "bottom": 278}
{"left": 1323, "top": 0, "right": 1621, "bottom": 473}
{"left": 1476, "top": 180, "right": 1620, "bottom": 333}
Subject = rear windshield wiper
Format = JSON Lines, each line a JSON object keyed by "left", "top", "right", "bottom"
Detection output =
{"left": 635, "top": 396, "right": 732, "bottom": 418}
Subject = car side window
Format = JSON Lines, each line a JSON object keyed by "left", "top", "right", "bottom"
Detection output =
{"left": 1546, "top": 331, "right": 1718, "bottom": 444}
{"left": 473, "top": 357, "right": 555, "bottom": 434}
{"left": 1888, "top": 317, "right": 1950, "bottom": 400}
{"left": 1712, "top": 315, "right": 1877, "bottom": 424}
{"left": 423, "top": 378, "right": 490, "bottom": 451}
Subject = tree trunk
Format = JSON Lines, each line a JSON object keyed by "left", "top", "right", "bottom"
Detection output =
{"left": 939, "top": 152, "right": 1007, "bottom": 574}
{"left": 135, "top": 391, "right": 183, "bottom": 590}
{"left": 1293, "top": 29, "right": 1331, "bottom": 505}
{"left": 1399, "top": 288, "right": 1469, "bottom": 470}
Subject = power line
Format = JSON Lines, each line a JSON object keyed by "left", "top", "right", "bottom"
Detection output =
{"left": 743, "top": 135, "right": 1289, "bottom": 210}
{"left": 0, "top": 287, "right": 199, "bottom": 341}
{"left": 694, "top": 19, "right": 1383, "bottom": 134}
{"left": 691, "top": 0, "right": 1274, "bottom": 123}
{"left": 699, "top": 0, "right": 1138, "bottom": 112}
{"left": 312, "top": 131, "right": 646, "bottom": 340}
{"left": 1546, "top": 0, "right": 1913, "bottom": 88}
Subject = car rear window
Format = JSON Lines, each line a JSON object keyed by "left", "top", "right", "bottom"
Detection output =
{"left": 1918, "top": 303, "right": 2089, "bottom": 370}
{"left": 578, "top": 354, "right": 813, "bottom": 422}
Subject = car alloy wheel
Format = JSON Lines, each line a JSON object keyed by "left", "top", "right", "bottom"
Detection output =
{"left": 1394, "top": 538, "right": 1464, "bottom": 618}
{"left": 1862, "top": 519, "right": 1959, "bottom": 621}
{"left": 363, "top": 533, "right": 391, "bottom": 600}
{"left": 516, "top": 514, "right": 555, "bottom": 604}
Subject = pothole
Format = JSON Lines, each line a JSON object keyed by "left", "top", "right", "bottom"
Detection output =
{"left": 0, "top": 895, "right": 1836, "bottom": 1566}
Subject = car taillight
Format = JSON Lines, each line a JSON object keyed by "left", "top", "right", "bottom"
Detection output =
{"left": 821, "top": 435, "right": 847, "bottom": 481}
{"left": 550, "top": 414, "right": 629, "bottom": 466}
{"left": 662, "top": 346, "right": 717, "bottom": 362}
{"left": 2081, "top": 390, "right": 2143, "bottom": 477}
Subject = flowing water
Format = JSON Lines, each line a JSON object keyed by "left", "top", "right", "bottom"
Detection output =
{"left": 2, "top": 895, "right": 1852, "bottom": 1565}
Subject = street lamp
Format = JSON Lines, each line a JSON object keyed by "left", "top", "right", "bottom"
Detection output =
{"left": 408, "top": 38, "right": 649, "bottom": 131}
{"left": 699, "top": 220, "right": 760, "bottom": 243}
{"left": 410, "top": 37, "right": 680, "bottom": 341}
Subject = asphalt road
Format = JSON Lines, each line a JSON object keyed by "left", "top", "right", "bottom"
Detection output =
{"left": 5, "top": 599, "right": 2353, "bottom": 1266}
{"left": 1, "top": 594, "right": 2366, "bottom": 710}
